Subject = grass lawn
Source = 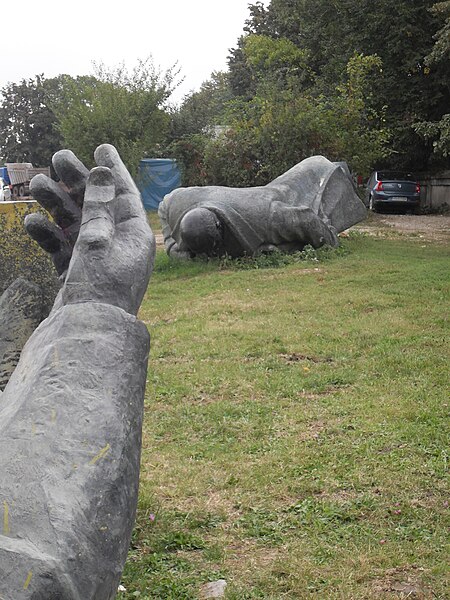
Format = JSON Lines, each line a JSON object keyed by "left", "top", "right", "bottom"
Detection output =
{"left": 119, "top": 227, "right": 449, "bottom": 599}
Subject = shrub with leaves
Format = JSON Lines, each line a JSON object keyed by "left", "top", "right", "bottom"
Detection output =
{"left": 0, "top": 204, "right": 60, "bottom": 315}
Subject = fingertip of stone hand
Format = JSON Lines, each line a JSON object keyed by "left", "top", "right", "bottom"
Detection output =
{"left": 88, "top": 167, "right": 114, "bottom": 188}
{"left": 29, "top": 173, "right": 50, "bottom": 193}
{"left": 94, "top": 144, "right": 119, "bottom": 168}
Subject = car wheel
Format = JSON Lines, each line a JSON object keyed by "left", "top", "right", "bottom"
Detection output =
{"left": 12, "top": 185, "right": 19, "bottom": 198}
{"left": 18, "top": 185, "right": 25, "bottom": 197}
{"left": 369, "top": 195, "right": 375, "bottom": 211}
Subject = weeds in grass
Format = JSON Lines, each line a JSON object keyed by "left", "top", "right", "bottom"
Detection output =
{"left": 218, "top": 244, "right": 336, "bottom": 270}
{"left": 153, "top": 241, "right": 349, "bottom": 277}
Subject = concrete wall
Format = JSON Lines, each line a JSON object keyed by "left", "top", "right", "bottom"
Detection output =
{"left": 419, "top": 171, "right": 450, "bottom": 211}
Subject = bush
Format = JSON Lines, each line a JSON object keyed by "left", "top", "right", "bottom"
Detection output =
{"left": 0, "top": 204, "right": 60, "bottom": 315}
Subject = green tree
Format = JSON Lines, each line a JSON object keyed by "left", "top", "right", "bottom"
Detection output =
{"left": 243, "top": 34, "right": 313, "bottom": 90}
{"left": 54, "top": 58, "right": 180, "bottom": 175}
{"left": 332, "top": 53, "right": 391, "bottom": 175}
{"left": 227, "top": 1, "right": 276, "bottom": 98}
{"left": 414, "top": 2, "right": 450, "bottom": 160}
{"left": 166, "top": 72, "right": 234, "bottom": 186}
{"left": 0, "top": 75, "right": 65, "bottom": 166}
{"left": 196, "top": 52, "right": 390, "bottom": 187}
{"left": 169, "top": 71, "right": 233, "bottom": 139}
{"left": 229, "top": 0, "right": 450, "bottom": 171}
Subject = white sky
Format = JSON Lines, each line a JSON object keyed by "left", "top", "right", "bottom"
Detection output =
{"left": 2, "top": 0, "right": 266, "bottom": 104}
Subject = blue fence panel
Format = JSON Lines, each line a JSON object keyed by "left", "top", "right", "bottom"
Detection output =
{"left": 137, "top": 159, "right": 181, "bottom": 210}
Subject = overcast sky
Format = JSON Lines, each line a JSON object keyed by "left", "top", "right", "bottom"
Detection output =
{"left": 3, "top": 0, "right": 267, "bottom": 104}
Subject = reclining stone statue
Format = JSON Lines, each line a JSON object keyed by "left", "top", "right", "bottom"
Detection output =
{"left": 0, "top": 145, "right": 155, "bottom": 599}
{"left": 159, "top": 156, "right": 366, "bottom": 259}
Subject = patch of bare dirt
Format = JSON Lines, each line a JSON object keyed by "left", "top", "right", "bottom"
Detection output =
{"left": 225, "top": 539, "right": 281, "bottom": 572}
{"left": 315, "top": 488, "right": 361, "bottom": 503}
{"left": 352, "top": 212, "right": 450, "bottom": 243}
{"left": 296, "top": 419, "right": 327, "bottom": 441}
{"left": 371, "top": 565, "right": 433, "bottom": 599}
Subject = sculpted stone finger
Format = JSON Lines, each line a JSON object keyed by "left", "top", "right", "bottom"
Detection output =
{"left": 94, "top": 144, "right": 144, "bottom": 221}
{"left": 24, "top": 213, "right": 72, "bottom": 275}
{"left": 94, "top": 144, "right": 137, "bottom": 196}
{"left": 78, "top": 166, "right": 116, "bottom": 250}
{"left": 25, "top": 213, "right": 65, "bottom": 253}
{"left": 29, "top": 174, "right": 81, "bottom": 243}
{"left": 52, "top": 149, "right": 89, "bottom": 208}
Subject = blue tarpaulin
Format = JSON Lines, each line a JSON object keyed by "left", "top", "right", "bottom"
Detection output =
{"left": 137, "top": 158, "right": 181, "bottom": 210}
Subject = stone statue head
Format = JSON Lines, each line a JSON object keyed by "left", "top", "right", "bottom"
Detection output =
{"left": 179, "top": 207, "right": 223, "bottom": 255}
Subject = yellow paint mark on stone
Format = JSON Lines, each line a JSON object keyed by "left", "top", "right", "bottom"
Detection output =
{"left": 3, "top": 502, "right": 9, "bottom": 535}
{"left": 31, "top": 423, "right": 37, "bottom": 435}
{"left": 51, "top": 409, "right": 57, "bottom": 423}
{"left": 89, "top": 443, "right": 111, "bottom": 466}
{"left": 23, "top": 571, "right": 33, "bottom": 590}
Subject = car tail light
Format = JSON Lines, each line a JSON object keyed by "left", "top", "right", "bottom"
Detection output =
{"left": 375, "top": 181, "right": 384, "bottom": 191}
{"left": 416, "top": 182, "right": 421, "bottom": 193}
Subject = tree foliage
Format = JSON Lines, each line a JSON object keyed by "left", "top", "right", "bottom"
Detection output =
{"left": 174, "top": 0, "right": 450, "bottom": 184}
{"left": 169, "top": 71, "right": 233, "bottom": 140}
{"left": 425, "top": 1, "right": 450, "bottom": 66}
{"left": 1, "top": 1, "right": 448, "bottom": 185}
{"left": 243, "top": 34, "right": 313, "bottom": 90}
{"left": 212, "top": 53, "right": 389, "bottom": 185}
{"left": 54, "top": 58, "right": 179, "bottom": 175}
{"left": 225, "top": 0, "right": 450, "bottom": 173}
{"left": 170, "top": 50, "right": 391, "bottom": 187}
{"left": 414, "top": 2, "right": 450, "bottom": 161}
{"left": 0, "top": 75, "right": 65, "bottom": 166}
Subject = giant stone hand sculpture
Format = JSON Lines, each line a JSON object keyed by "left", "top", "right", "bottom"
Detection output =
{"left": 159, "top": 156, "right": 367, "bottom": 258}
{"left": 0, "top": 145, "right": 155, "bottom": 599}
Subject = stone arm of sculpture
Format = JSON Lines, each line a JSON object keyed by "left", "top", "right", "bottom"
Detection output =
{"left": 0, "top": 145, "right": 155, "bottom": 599}
{"left": 269, "top": 202, "right": 339, "bottom": 250}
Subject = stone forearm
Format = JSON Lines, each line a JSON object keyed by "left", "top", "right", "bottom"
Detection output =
{"left": 270, "top": 203, "right": 339, "bottom": 249}
{"left": 0, "top": 302, "right": 150, "bottom": 599}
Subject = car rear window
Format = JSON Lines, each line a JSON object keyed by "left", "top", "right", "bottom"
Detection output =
{"left": 378, "top": 171, "right": 415, "bottom": 181}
